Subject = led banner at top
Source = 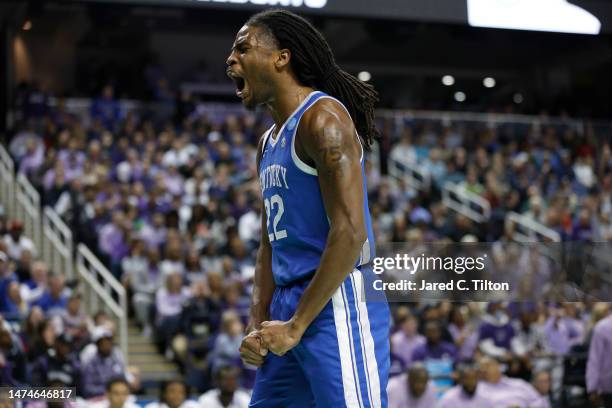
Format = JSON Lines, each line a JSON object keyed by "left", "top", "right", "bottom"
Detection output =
{"left": 77, "top": 0, "right": 612, "bottom": 34}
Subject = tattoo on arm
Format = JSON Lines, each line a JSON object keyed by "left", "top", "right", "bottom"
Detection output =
{"left": 318, "top": 146, "right": 342, "bottom": 164}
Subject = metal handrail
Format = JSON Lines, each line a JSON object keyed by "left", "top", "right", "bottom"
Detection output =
{"left": 15, "top": 173, "right": 41, "bottom": 254}
{"left": 442, "top": 182, "right": 491, "bottom": 223}
{"left": 42, "top": 207, "right": 74, "bottom": 279}
{"left": 388, "top": 155, "right": 431, "bottom": 191}
{"left": 0, "top": 144, "right": 15, "bottom": 220}
{"left": 506, "top": 211, "right": 561, "bottom": 242}
{"left": 76, "top": 243, "right": 128, "bottom": 361}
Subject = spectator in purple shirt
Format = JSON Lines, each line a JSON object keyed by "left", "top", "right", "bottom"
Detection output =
{"left": 99, "top": 211, "right": 130, "bottom": 276}
{"left": 18, "top": 138, "right": 44, "bottom": 176}
{"left": 81, "top": 329, "right": 128, "bottom": 398}
{"left": 587, "top": 312, "right": 612, "bottom": 406}
{"left": 478, "top": 302, "right": 515, "bottom": 362}
{"left": 155, "top": 272, "right": 191, "bottom": 353}
{"left": 448, "top": 305, "right": 479, "bottom": 362}
{"left": 387, "top": 364, "right": 438, "bottom": 408}
{"left": 477, "top": 357, "right": 548, "bottom": 408}
{"left": 543, "top": 307, "right": 583, "bottom": 355}
{"left": 412, "top": 320, "right": 457, "bottom": 363}
{"left": 391, "top": 312, "right": 425, "bottom": 368}
{"left": 436, "top": 364, "right": 493, "bottom": 408}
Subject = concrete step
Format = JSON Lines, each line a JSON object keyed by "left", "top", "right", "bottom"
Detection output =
{"left": 128, "top": 343, "right": 158, "bottom": 354}
{"left": 125, "top": 319, "right": 183, "bottom": 387}
{"left": 135, "top": 361, "right": 179, "bottom": 373}
{"left": 129, "top": 336, "right": 155, "bottom": 346}
{"left": 128, "top": 353, "right": 168, "bottom": 365}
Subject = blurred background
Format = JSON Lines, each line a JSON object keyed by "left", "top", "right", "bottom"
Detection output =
{"left": 0, "top": 0, "right": 612, "bottom": 407}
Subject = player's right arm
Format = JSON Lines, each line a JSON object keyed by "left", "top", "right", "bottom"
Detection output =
{"left": 239, "top": 135, "right": 274, "bottom": 367}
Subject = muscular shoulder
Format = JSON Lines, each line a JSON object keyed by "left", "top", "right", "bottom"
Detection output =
{"left": 296, "top": 97, "right": 360, "bottom": 168}
{"left": 299, "top": 98, "right": 355, "bottom": 147}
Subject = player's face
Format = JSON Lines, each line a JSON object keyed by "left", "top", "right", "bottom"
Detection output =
{"left": 226, "top": 25, "right": 278, "bottom": 110}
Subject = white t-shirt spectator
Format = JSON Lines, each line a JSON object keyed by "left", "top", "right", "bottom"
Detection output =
{"left": 4, "top": 234, "right": 36, "bottom": 260}
{"left": 238, "top": 210, "right": 260, "bottom": 243}
{"left": 155, "top": 287, "right": 191, "bottom": 318}
{"left": 198, "top": 389, "right": 250, "bottom": 408}
{"left": 160, "top": 260, "right": 185, "bottom": 279}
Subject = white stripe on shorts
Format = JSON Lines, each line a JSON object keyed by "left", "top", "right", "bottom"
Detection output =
{"left": 332, "top": 284, "right": 362, "bottom": 407}
{"left": 352, "top": 270, "right": 382, "bottom": 408}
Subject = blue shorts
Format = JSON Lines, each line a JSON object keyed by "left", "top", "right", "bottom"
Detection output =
{"left": 249, "top": 267, "right": 390, "bottom": 408}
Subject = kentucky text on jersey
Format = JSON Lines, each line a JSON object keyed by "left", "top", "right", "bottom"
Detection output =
{"left": 260, "top": 164, "right": 289, "bottom": 193}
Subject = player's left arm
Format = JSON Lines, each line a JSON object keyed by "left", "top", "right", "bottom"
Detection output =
{"left": 259, "top": 99, "right": 366, "bottom": 355}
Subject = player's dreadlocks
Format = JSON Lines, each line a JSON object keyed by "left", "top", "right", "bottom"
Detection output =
{"left": 247, "top": 9, "right": 379, "bottom": 148}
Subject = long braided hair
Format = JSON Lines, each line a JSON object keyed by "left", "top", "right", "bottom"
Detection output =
{"left": 247, "top": 9, "right": 379, "bottom": 148}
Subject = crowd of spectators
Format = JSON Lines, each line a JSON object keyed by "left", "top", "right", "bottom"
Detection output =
{"left": 0, "top": 225, "right": 252, "bottom": 406}
{"left": 1, "top": 84, "right": 612, "bottom": 406}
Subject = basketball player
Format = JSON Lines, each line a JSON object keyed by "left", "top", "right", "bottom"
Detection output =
{"left": 226, "top": 9, "right": 390, "bottom": 407}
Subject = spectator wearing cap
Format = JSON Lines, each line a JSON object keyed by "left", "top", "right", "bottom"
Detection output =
{"left": 587, "top": 311, "right": 612, "bottom": 407}
{"left": 436, "top": 364, "right": 493, "bottom": 408}
{"left": 4, "top": 220, "right": 37, "bottom": 261}
{"left": 144, "top": 380, "right": 200, "bottom": 408}
{"left": 387, "top": 364, "right": 437, "bottom": 408}
{"left": 31, "top": 332, "right": 81, "bottom": 390}
{"left": 477, "top": 357, "right": 548, "bottom": 408}
{"left": 81, "top": 329, "right": 127, "bottom": 398}
{"left": 198, "top": 366, "right": 250, "bottom": 408}
{"left": 34, "top": 274, "right": 69, "bottom": 316}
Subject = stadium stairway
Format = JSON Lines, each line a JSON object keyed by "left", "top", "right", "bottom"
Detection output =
{"left": 127, "top": 321, "right": 182, "bottom": 394}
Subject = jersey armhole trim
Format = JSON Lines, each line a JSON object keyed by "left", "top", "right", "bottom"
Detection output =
{"left": 291, "top": 126, "right": 318, "bottom": 176}
{"left": 261, "top": 125, "right": 275, "bottom": 155}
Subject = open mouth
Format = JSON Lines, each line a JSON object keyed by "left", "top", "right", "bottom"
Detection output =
{"left": 227, "top": 70, "right": 247, "bottom": 98}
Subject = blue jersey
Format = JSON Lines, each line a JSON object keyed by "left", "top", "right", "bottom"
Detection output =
{"left": 259, "top": 91, "right": 375, "bottom": 286}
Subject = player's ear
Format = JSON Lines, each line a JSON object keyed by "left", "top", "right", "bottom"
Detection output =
{"left": 275, "top": 48, "right": 291, "bottom": 70}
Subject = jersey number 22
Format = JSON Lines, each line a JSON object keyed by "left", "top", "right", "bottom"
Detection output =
{"left": 264, "top": 194, "right": 287, "bottom": 242}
